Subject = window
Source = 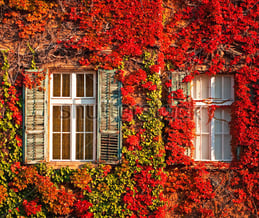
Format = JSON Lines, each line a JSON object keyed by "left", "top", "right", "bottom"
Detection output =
{"left": 23, "top": 69, "right": 122, "bottom": 164}
{"left": 192, "top": 75, "right": 234, "bottom": 161}
{"left": 50, "top": 73, "right": 96, "bottom": 161}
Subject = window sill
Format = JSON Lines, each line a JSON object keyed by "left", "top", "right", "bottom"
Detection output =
{"left": 47, "top": 161, "right": 97, "bottom": 169}
{"left": 193, "top": 160, "right": 233, "bottom": 171}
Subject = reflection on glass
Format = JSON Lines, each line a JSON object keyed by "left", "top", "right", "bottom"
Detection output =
{"left": 214, "top": 109, "right": 222, "bottom": 133}
{"left": 224, "top": 135, "right": 231, "bottom": 160}
{"left": 53, "top": 106, "right": 61, "bottom": 132}
{"left": 195, "top": 108, "right": 201, "bottom": 131}
{"left": 86, "top": 74, "right": 94, "bottom": 97}
{"left": 85, "top": 133, "right": 93, "bottom": 159}
{"left": 201, "top": 108, "right": 209, "bottom": 132}
{"left": 202, "top": 75, "right": 209, "bottom": 99}
{"left": 62, "top": 74, "right": 70, "bottom": 97}
{"left": 215, "top": 77, "right": 222, "bottom": 99}
{"left": 76, "top": 133, "right": 84, "bottom": 160}
{"left": 85, "top": 106, "right": 93, "bottom": 132}
{"left": 215, "top": 135, "right": 222, "bottom": 160}
{"left": 224, "top": 77, "right": 231, "bottom": 99}
{"left": 223, "top": 109, "right": 231, "bottom": 132}
{"left": 53, "top": 74, "right": 61, "bottom": 96}
{"left": 195, "top": 135, "right": 201, "bottom": 159}
{"left": 193, "top": 77, "right": 199, "bottom": 99}
{"left": 77, "top": 74, "right": 84, "bottom": 97}
{"left": 62, "top": 134, "right": 70, "bottom": 159}
{"left": 76, "top": 106, "right": 84, "bottom": 132}
{"left": 201, "top": 135, "right": 209, "bottom": 159}
{"left": 62, "top": 106, "right": 70, "bottom": 132}
{"left": 53, "top": 133, "right": 60, "bottom": 159}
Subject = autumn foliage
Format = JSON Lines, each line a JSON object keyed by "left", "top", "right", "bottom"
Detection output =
{"left": 0, "top": 0, "right": 258, "bottom": 217}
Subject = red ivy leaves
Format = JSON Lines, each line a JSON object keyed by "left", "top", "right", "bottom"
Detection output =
{"left": 23, "top": 200, "right": 42, "bottom": 216}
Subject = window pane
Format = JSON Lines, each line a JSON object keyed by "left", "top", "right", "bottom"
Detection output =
{"left": 224, "top": 77, "right": 231, "bottom": 99}
{"left": 76, "top": 74, "right": 84, "bottom": 97}
{"left": 53, "top": 106, "right": 61, "bottom": 132}
{"left": 193, "top": 76, "right": 200, "bottom": 99}
{"left": 223, "top": 135, "right": 231, "bottom": 160}
{"left": 201, "top": 107, "right": 209, "bottom": 133}
{"left": 223, "top": 109, "right": 231, "bottom": 132}
{"left": 201, "top": 134, "right": 210, "bottom": 159}
{"left": 194, "top": 135, "right": 201, "bottom": 159}
{"left": 215, "top": 77, "right": 222, "bottom": 99}
{"left": 85, "top": 74, "right": 94, "bottom": 97}
{"left": 62, "top": 74, "right": 70, "bottom": 97}
{"left": 62, "top": 134, "right": 70, "bottom": 159}
{"left": 53, "top": 133, "right": 60, "bottom": 159}
{"left": 76, "top": 106, "right": 84, "bottom": 132}
{"left": 76, "top": 133, "right": 84, "bottom": 160}
{"left": 62, "top": 106, "right": 70, "bottom": 132}
{"left": 215, "top": 134, "right": 222, "bottom": 160}
{"left": 53, "top": 74, "right": 61, "bottom": 97}
{"left": 85, "top": 133, "right": 93, "bottom": 159}
{"left": 195, "top": 108, "right": 201, "bottom": 132}
{"left": 201, "top": 75, "right": 209, "bottom": 99}
{"left": 214, "top": 109, "right": 222, "bottom": 133}
{"left": 85, "top": 106, "right": 93, "bottom": 132}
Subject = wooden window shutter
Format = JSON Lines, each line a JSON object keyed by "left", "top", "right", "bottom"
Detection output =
{"left": 97, "top": 69, "right": 122, "bottom": 163}
{"left": 23, "top": 70, "right": 48, "bottom": 164}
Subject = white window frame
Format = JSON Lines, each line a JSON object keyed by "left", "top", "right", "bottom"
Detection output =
{"left": 49, "top": 72, "right": 97, "bottom": 161}
{"left": 191, "top": 74, "right": 234, "bottom": 161}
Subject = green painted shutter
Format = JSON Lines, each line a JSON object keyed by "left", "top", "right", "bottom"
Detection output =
{"left": 97, "top": 69, "right": 122, "bottom": 163}
{"left": 23, "top": 70, "right": 48, "bottom": 164}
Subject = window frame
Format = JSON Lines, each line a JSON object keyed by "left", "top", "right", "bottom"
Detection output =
{"left": 191, "top": 74, "right": 234, "bottom": 161}
{"left": 49, "top": 71, "right": 97, "bottom": 162}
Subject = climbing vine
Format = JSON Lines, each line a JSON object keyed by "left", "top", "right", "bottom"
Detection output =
{"left": 0, "top": 0, "right": 258, "bottom": 217}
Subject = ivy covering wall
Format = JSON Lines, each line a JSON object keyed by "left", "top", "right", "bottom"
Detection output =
{"left": 0, "top": 0, "right": 258, "bottom": 217}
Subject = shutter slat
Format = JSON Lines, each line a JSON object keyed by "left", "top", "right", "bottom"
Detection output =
{"left": 23, "top": 70, "right": 48, "bottom": 164}
{"left": 97, "top": 70, "right": 122, "bottom": 163}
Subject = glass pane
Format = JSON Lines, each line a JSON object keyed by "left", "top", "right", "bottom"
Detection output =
{"left": 201, "top": 107, "right": 209, "bottom": 133}
{"left": 62, "top": 134, "right": 70, "bottom": 159}
{"left": 195, "top": 135, "right": 201, "bottom": 160}
{"left": 223, "top": 135, "right": 231, "bottom": 160}
{"left": 201, "top": 75, "right": 209, "bottom": 99}
{"left": 214, "top": 109, "right": 222, "bottom": 133}
{"left": 53, "top": 74, "right": 61, "bottom": 97}
{"left": 76, "top": 74, "right": 84, "bottom": 97}
{"left": 223, "top": 109, "right": 231, "bottom": 132}
{"left": 195, "top": 108, "right": 201, "bottom": 132}
{"left": 224, "top": 77, "right": 231, "bottom": 99}
{"left": 85, "top": 106, "right": 93, "bottom": 132}
{"left": 85, "top": 133, "right": 93, "bottom": 159}
{"left": 76, "top": 133, "right": 84, "bottom": 160}
{"left": 193, "top": 76, "right": 199, "bottom": 99}
{"left": 62, "top": 106, "right": 70, "bottom": 132}
{"left": 201, "top": 134, "right": 210, "bottom": 159}
{"left": 85, "top": 74, "right": 94, "bottom": 97}
{"left": 215, "top": 77, "right": 222, "bottom": 99}
{"left": 76, "top": 106, "right": 84, "bottom": 132}
{"left": 215, "top": 134, "right": 222, "bottom": 160}
{"left": 53, "top": 133, "right": 60, "bottom": 159}
{"left": 53, "top": 106, "right": 61, "bottom": 132}
{"left": 62, "top": 74, "right": 70, "bottom": 97}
